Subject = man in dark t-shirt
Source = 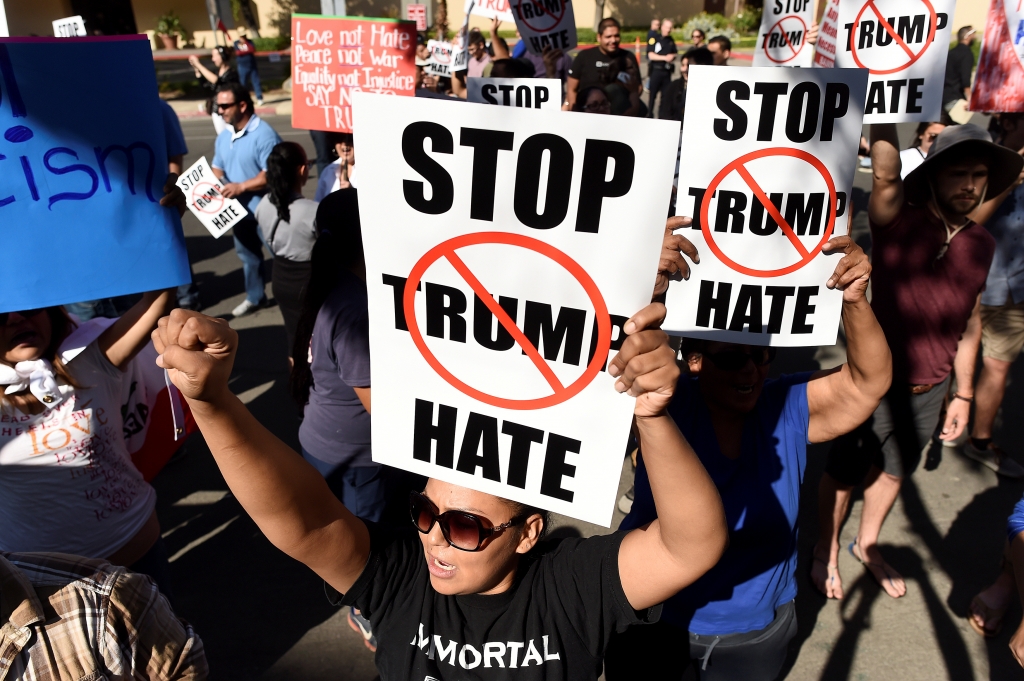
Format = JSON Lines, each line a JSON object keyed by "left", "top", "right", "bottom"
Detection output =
{"left": 646, "top": 19, "right": 677, "bottom": 119}
{"left": 565, "top": 17, "right": 640, "bottom": 111}
{"left": 943, "top": 26, "right": 976, "bottom": 110}
{"left": 814, "top": 124, "right": 1024, "bottom": 602}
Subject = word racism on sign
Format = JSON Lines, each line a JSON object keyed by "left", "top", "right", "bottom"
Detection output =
{"left": 970, "top": 0, "right": 1024, "bottom": 113}
{"left": 467, "top": 78, "right": 562, "bottom": 110}
{"left": 509, "top": 0, "right": 577, "bottom": 54}
{"left": 0, "top": 37, "right": 189, "bottom": 313}
{"left": 352, "top": 93, "right": 678, "bottom": 525}
{"left": 426, "top": 40, "right": 469, "bottom": 77}
{"left": 814, "top": 0, "right": 841, "bottom": 68}
{"left": 176, "top": 156, "right": 248, "bottom": 238}
{"left": 835, "top": 0, "right": 954, "bottom": 122}
{"left": 753, "top": 0, "right": 815, "bottom": 67}
{"left": 52, "top": 16, "right": 86, "bottom": 37}
{"left": 466, "top": 0, "right": 515, "bottom": 24}
{"left": 290, "top": 15, "right": 416, "bottom": 133}
{"left": 664, "top": 66, "right": 868, "bottom": 347}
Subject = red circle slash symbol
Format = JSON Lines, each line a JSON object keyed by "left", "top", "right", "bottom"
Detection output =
{"left": 850, "top": 0, "right": 937, "bottom": 75}
{"left": 515, "top": 0, "right": 566, "bottom": 33}
{"left": 404, "top": 232, "right": 611, "bottom": 411}
{"left": 763, "top": 15, "right": 808, "bottom": 64}
{"left": 191, "top": 181, "right": 225, "bottom": 214}
{"left": 701, "top": 148, "right": 837, "bottom": 278}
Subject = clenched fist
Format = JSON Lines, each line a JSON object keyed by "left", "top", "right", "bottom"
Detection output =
{"left": 153, "top": 310, "right": 238, "bottom": 403}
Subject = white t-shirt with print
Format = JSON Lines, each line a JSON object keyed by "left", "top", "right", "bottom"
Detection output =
{"left": 0, "top": 342, "right": 156, "bottom": 558}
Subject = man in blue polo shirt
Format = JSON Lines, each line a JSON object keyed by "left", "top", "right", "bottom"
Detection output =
{"left": 212, "top": 82, "right": 281, "bottom": 316}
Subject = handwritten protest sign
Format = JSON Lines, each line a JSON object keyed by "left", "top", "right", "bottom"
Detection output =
{"left": 52, "top": 16, "right": 86, "bottom": 37}
{"left": 291, "top": 15, "right": 416, "bottom": 133}
{"left": 814, "top": 0, "right": 841, "bottom": 68}
{"left": 353, "top": 93, "right": 678, "bottom": 525}
{"left": 176, "top": 156, "right": 247, "bottom": 238}
{"left": 664, "top": 66, "right": 868, "bottom": 346}
{"left": 466, "top": 0, "right": 515, "bottom": 23}
{"left": 0, "top": 36, "right": 189, "bottom": 313}
{"left": 835, "top": 0, "right": 954, "bottom": 122}
{"left": 754, "top": 0, "right": 815, "bottom": 67}
{"left": 467, "top": 78, "right": 562, "bottom": 110}
{"left": 970, "top": 0, "right": 1024, "bottom": 113}
{"left": 509, "top": 0, "right": 576, "bottom": 54}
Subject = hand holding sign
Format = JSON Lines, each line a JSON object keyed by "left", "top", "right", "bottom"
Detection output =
{"left": 176, "top": 156, "right": 248, "bottom": 238}
{"left": 606, "top": 303, "right": 679, "bottom": 417}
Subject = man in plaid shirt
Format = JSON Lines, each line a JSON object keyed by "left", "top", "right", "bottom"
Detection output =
{"left": 0, "top": 552, "right": 207, "bottom": 680}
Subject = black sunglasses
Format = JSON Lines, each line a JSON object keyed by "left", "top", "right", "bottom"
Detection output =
{"left": 0, "top": 308, "right": 46, "bottom": 326}
{"left": 410, "top": 491, "right": 526, "bottom": 552}
{"left": 705, "top": 346, "right": 776, "bottom": 372}
{"left": 215, "top": 101, "right": 240, "bottom": 111}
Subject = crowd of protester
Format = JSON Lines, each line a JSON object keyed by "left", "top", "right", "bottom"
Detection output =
{"left": 3, "top": 18, "right": 1024, "bottom": 681}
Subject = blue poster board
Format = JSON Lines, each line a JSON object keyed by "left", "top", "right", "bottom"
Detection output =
{"left": 0, "top": 36, "right": 190, "bottom": 313}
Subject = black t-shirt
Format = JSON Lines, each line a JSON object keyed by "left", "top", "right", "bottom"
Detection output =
{"left": 943, "top": 43, "right": 974, "bottom": 105}
{"left": 568, "top": 47, "right": 639, "bottom": 90}
{"left": 649, "top": 35, "right": 678, "bottom": 72}
{"left": 333, "top": 524, "right": 658, "bottom": 680}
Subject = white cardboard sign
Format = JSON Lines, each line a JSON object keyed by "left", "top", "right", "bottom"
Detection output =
{"left": 466, "top": 0, "right": 515, "bottom": 24}
{"left": 509, "top": 0, "right": 577, "bottom": 54}
{"left": 814, "top": 0, "right": 841, "bottom": 68}
{"left": 835, "top": 0, "right": 955, "bottom": 122}
{"left": 426, "top": 40, "right": 469, "bottom": 77}
{"left": 176, "top": 156, "right": 248, "bottom": 239}
{"left": 753, "top": 0, "right": 816, "bottom": 67}
{"left": 52, "top": 16, "right": 86, "bottom": 37}
{"left": 352, "top": 92, "right": 679, "bottom": 526}
{"left": 664, "top": 66, "right": 868, "bottom": 347}
{"left": 467, "top": 77, "right": 562, "bottom": 110}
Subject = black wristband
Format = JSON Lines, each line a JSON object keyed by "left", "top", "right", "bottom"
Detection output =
{"left": 952, "top": 392, "right": 974, "bottom": 403}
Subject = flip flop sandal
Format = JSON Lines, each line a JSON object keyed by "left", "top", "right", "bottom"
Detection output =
{"left": 968, "top": 595, "right": 1006, "bottom": 638}
{"left": 849, "top": 538, "right": 901, "bottom": 595}
{"left": 811, "top": 553, "right": 841, "bottom": 597}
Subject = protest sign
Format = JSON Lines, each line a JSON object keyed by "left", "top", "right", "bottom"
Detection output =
{"left": 52, "top": 16, "right": 86, "bottom": 37}
{"left": 407, "top": 3, "right": 428, "bottom": 31}
{"left": 509, "top": 0, "right": 576, "bottom": 54}
{"left": 291, "top": 15, "right": 416, "bottom": 133}
{"left": 835, "top": 0, "right": 954, "bottom": 122}
{"left": 664, "top": 66, "right": 868, "bottom": 347}
{"left": 467, "top": 77, "right": 562, "bottom": 110}
{"left": 352, "top": 93, "right": 678, "bottom": 525}
{"left": 753, "top": 0, "right": 816, "bottom": 67}
{"left": 466, "top": 0, "right": 515, "bottom": 23}
{"left": 176, "top": 156, "right": 247, "bottom": 238}
{"left": 814, "top": 0, "right": 840, "bottom": 68}
{"left": 970, "top": 0, "right": 1024, "bottom": 113}
{"left": 0, "top": 36, "right": 189, "bottom": 314}
{"left": 426, "top": 40, "right": 456, "bottom": 77}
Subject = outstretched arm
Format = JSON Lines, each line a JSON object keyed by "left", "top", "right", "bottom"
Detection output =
{"left": 867, "top": 123, "right": 904, "bottom": 228}
{"left": 153, "top": 310, "right": 371, "bottom": 595}
{"left": 613, "top": 304, "right": 727, "bottom": 611}
{"left": 941, "top": 294, "right": 982, "bottom": 442}
{"left": 806, "top": 235, "right": 892, "bottom": 442}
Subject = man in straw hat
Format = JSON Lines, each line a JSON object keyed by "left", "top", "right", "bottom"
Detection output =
{"left": 810, "top": 123, "right": 1024, "bottom": 601}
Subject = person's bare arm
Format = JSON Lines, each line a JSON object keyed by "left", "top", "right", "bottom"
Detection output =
{"left": 221, "top": 170, "right": 268, "bottom": 199}
{"left": 354, "top": 386, "right": 371, "bottom": 413}
{"left": 612, "top": 304, "right": 727, "bottom": 610}
{"left": 490, "top": 18, "right": 510, "bottom": 60}
{"left": 99, "top": 290, "right": 174, "bottom": 370}
{"left": 188, "top": 56, "right": 219, "bottom": 85}
{"left": 941, "top": 294, "right": 982, "bottom": 441}
{"left": 565, "top": 76, "right": 580, "bottom": 110}
{"left": 867, "top": 123, "right": 904, "bottom": 228}
{"left": 806, "top": 236, "right": 892, "bottom": 442}
{"left": 153, "top": 310, "right": 371, "bottom": 594}
{"left": 971, "top": 145, "right": 1024, "bottom": 225}
{"left": 806, "top": 22, "right": 819, "bottom": 45}
{"left": 169, "top": 155, "right": 184, "bottom": 177}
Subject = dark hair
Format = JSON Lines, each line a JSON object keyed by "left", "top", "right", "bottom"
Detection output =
{"left": 490, "top": 57, "right": 536, "bottom": 78}
{"left": 685, "top": 46, "right": 714, "bottom": 66}
{"left": 468, "top": 28, "right": 486, "bottom": 45}
{"left": 709, "top": 35, "right": 732, "bottom": 52}
{"left": 990, "top": 113, "right": 1024, "bottom": 146}
{"left": 680, "top": 336, "right": 707, "bottom": 360}
{"left": 290, "top": 188, "right": 364, "bottom": 404}
{"left": 217, "top": 82, "right": 253, "bottom": 111}
{"left": 573, "top": 86, "right": 608, "bottom": 112}
{"left": 597, "top": 17, "right": 621, "bottom": 35}
{"left": 957, "top": 26, "right": 974, "bottom": 41}
{"left": 265, "top": 142, "right": 306, "bottom": 224}
{"left": 214, "top": 45, "right": 233, "bottom": 63}
{"left": 691, "top": 28, "right": 706, "bottom": 39}
{"left": 910, "top": 122, "right": 940, "bottom": 149}
{"left": 1, "top": 308, "right": 80, "bottom": 414}
{"left": 502, "top": 499, "right": 551, "bottom": 541}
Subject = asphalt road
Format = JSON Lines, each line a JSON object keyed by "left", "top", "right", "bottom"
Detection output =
{"left": 156, "top": 109, "right": 1024, "bottom": 681}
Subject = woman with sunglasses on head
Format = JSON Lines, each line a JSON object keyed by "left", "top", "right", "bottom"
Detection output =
{"left": 0, "top": 181, "right": 188, "bottom": 599}
{"left": 153, "top": 290, "right": 728, "bottom": 679}
{"left": 604, "top": 218, "right": 892, "bottom": 681}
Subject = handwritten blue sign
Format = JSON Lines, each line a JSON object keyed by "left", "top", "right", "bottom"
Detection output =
{"left": 0, "top": 36, "right": 190, "bottom": 313}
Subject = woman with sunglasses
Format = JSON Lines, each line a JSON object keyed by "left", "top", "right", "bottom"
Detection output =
{"left": 604, "top": 218, "right": 892, "bottom": 681}
{"left": 0, "top": 180, "right": 187, "bottom": 598}
{"left": 153, "top": 298, "right": 727, "bottom": 680}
